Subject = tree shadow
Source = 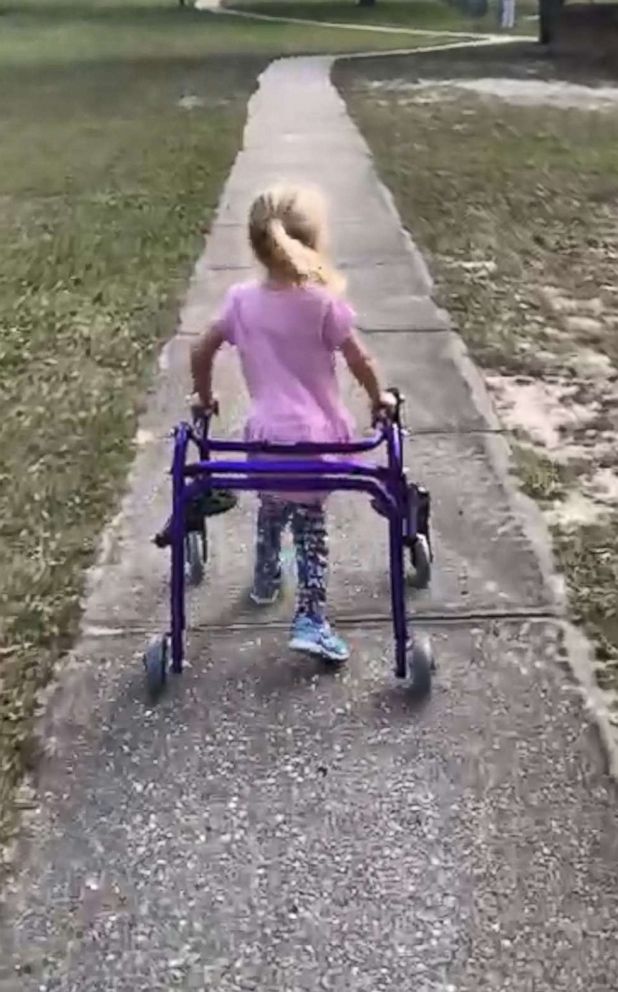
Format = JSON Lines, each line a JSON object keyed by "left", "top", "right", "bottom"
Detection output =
{"left": 335, "top": 39, "right": 618, "bottom": 87}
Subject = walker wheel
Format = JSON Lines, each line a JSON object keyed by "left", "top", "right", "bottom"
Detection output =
{"left": 406, "top": 635, "right": 434, "bottom": 698}
{"left": 409, "top": 534, "right": 431, "bottom": 590}
{"left": 144, "top": 636, "right": 168, "bottom": 699}
{"left": 185, "top": 531, "right": 205, "bottom": 586}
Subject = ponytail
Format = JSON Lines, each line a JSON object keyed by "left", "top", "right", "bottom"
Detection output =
{"left": 267, "top": 217, "right": 326, "bottom": 285}
{"left": 249, "top": 185, "right": 345, "bottom": 293}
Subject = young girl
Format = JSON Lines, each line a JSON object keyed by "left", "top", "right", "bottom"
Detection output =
{"left": 191, "top": 184, "right": 393, "bottom": 663}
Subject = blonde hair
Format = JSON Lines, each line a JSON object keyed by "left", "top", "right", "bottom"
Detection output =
{"left": 248, "top": 184, "right": 345, "bottom": 293}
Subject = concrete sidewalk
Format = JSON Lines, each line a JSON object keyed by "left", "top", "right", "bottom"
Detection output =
{"left": 1, "top": 57, "right": 617, "bottom": 992}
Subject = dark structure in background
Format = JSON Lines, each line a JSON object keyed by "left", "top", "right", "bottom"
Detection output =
{"left": 552, "top": 2, "right": 618, "bottom": 61}
{"left": 539, "top": 0, "right": 563, "bottom": 43}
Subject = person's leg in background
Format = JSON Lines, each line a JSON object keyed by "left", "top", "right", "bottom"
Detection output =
{"left": 502, "top": 0, "right": 515, "bottom": 29}
{"left": 289, "top": 503, "right": 349, "bottom": 662}
{"left": 251, "top": 496, "right": 291, "bottom": 605}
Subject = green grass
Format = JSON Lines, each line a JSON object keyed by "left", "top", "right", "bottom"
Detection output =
{"left": 228, "top": 0, "right": 539, "bottom": 36}
{"left": 513, "top": 445, "right": 569, "bottom": 504}
{"left": 0, "top": 0, "right": 453, "bottom": 845}
{"left": 337, "top": 47, "right": 618, "bottom": 704}
{"left": 337, "top": 46, "right": 618, "bottom": 369}
{"left": 0, "top": 0, "right": 460, "bottom": 67}
{"left": 554, "top": 522, "right": 618, "bottom": 694}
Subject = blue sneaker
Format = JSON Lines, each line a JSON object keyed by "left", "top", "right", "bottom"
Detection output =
{"left": 289, "top": 616, "right": 349, "bottom": 663}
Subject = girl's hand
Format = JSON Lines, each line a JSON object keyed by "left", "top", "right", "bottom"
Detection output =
{"left": 190, "top": 392, "right": 219, "bottom": 417}
{"left": 372, "top": 390, "right": 398, "bottom": 422}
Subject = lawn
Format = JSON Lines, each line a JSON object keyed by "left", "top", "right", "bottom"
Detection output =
{"left": 227, "top": 0, "right": 539, "bottom": 36}
{"left": 336, "top": 45, "right": 618, "bottom": 712}
{"left": 1, "top": 0, "right": 460, "bottom": 66}
{"left": 0, "top": 0, "right": 462, "bottom": 846}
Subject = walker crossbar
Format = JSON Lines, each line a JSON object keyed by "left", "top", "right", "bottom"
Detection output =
{"left": 185, "top": 422, "right": 391, "bottom": 456}
{"left": 184, "top": 457, "right": 389, "bottom": 477}
{"left": 183, "top": 474, "right": 399, "bottom": 518}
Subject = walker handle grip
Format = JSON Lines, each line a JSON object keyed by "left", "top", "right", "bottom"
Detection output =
{"left": 190, "top": 396, "right": 219, "bottom": 421}
{"left": 373, "top": 387, "right": 403, "bottom": 426}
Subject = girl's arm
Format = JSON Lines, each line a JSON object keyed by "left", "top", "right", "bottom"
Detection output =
{"left": 340, "top": 332, "right": 394, "bottom": 416}
{"left": 190, "top": 326, "right": 225, "bottom": 408}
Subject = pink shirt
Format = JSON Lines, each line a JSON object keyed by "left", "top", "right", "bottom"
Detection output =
{"left": 214, "top": 280, "right": 356, "bottom": 447}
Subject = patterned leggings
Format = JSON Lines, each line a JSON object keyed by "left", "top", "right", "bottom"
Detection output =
{"left": 254, "top": 497, "right": 328, "bottom": 620}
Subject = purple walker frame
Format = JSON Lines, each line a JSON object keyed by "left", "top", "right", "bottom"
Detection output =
{"left": 158, "top": 392, "right": 432, "bottom": 688}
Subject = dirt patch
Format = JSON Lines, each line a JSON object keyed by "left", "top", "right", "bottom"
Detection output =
{"left": 486, "top": 375, "right": 601, "bottom": 451}
{"left": 370, "top": 76, "right": 618, "bottom": 110}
